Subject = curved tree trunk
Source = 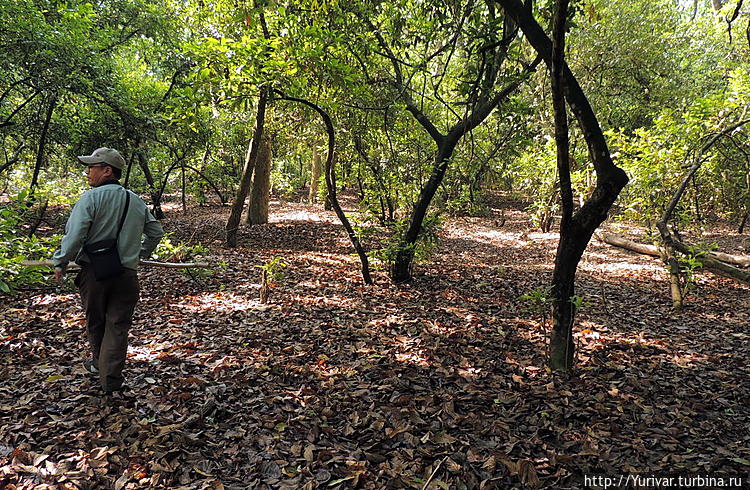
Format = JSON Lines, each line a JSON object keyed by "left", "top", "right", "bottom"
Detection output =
{"left": 496, "top": 0, "right": 630, "bottom": 371}
{"left": 273, "top": 89, "right": 372, "bottom": 285}
{"left": 182, "top": 164, "right": 227, "bottom": 205}
{"left": 656, "top": 118, "right": 750, "bottom": 308}
{"left": 248, "top": 136, "right": 272, "bottom": 225}
{"left": 368, "top": 15, "right": 540, "bottom": 283}
{"left": 549, "top": 0, "right": 575, "bottom": 370}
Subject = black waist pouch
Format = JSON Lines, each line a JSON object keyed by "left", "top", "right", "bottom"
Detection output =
{"left": 83, "top": 189, "right": 130, "bottom": 281}
{"left": 83, "top": 239, "right": 124, "bottom": 281}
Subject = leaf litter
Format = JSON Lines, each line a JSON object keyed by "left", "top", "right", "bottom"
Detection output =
{"left": 1, "top": 198, "right": 749, "bottom": 488}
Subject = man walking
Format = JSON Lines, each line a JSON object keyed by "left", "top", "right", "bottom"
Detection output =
{"left": 52, "top": 147, "right": 164, "bottom": 395}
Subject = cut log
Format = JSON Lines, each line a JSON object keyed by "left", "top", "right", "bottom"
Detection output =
{"left": 597, "top": 232, "right": 661, "bottom": 258}
{"left": 596, "top": 233, "right": 750, "bottom": 285}
{"left": 597, "top": 232, "right": 750, "bottom": 267}
{"left": 670, "top": 241, "right": 750, "bottom": 285}
{"left": 708, "top": 250, "right": 750, "bottom": 268}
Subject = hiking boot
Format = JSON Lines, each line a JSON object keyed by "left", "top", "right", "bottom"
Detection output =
{"left": 82, "top": 359, "right": 99, "bottom": 375}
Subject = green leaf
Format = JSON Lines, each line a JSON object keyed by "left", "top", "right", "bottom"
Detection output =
{"left": 328, "top": 476, "right": 356, "bottom": 487}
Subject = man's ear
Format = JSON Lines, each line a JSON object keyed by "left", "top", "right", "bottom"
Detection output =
{"left": 103, "top": 165, "right": 114, "bottom": 178}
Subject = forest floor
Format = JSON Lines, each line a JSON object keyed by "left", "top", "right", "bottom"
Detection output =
{"left": 2, "top": 195, "right": 750, "bottom": 489}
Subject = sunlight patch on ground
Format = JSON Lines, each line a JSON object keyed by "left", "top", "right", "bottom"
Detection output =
{"left": 444, "top": 226, "right": 560, "bottom": 249}
{"left": 128, "top": 344, "right": 161, "bottom": 361}
{"left": 527, "top": 232, "right": 560, "bottom": 242}
{"left": 579, "top": 259, "right": 665, "bottom": 276}
{"left": 457, "top": 228, "right": 527, "bottom": 246}
{"left": 576, "top": 327, "right": 712, "bottom": 368}
{"left": 290, "top": 293, "right": 360, "bottom": 308}
{"left": 172, "top": 291, "right": 259, "bottom": 313}
{"left": 31, "top": 293, "right": 77, "bottom": 307}
{"left": 271, "top": 209, "right": 331, "bottom": 223}
{"left": 298, "top": 252, "right": 357, "bottom": 266}
{"left": 392, "top": 336, "right": 431, "bottom": 368}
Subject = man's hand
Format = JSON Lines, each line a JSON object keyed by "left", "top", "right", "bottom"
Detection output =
{"left": 54, "top": 267, "right": 65, "bottom": 283}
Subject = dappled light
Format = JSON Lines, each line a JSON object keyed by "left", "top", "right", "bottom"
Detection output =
{"left": 173, "top": 291, "right": 260, "bottom": 313}
{"left": 4, "top": 199, "right": 750, "bottom": 488}
{"left": 3, "top": 0, "right": 750, "bottom": 486}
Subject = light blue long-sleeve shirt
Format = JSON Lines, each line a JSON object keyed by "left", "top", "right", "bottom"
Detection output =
{"left": 52, "top": 184, "right": 164, "bottom": 270}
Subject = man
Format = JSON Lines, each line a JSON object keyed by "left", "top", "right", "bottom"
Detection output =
{"left": 52, "top": 147, "right": 164, "bottom": 395}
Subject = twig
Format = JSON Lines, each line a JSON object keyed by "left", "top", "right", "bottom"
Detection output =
{"left": 421, "top": 456, "right": 448, "bottom": 490}
{"left": 21, "top": 260, "right": 210, "bottom": 269}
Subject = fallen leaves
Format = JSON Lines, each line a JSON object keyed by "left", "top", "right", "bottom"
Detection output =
{"left": 1, "top": 199, "right": 750, "bottom": 488}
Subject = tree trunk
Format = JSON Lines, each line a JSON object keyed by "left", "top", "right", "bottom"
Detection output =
{"left": 182, "top": 164, "right": 227, "bottom": 205}
{"left": 29, "top": 93, "right": 57, "bottom": 196}
{"left": 135, "top": 142, "right": 165, "bottom": 219}
{"left": 712, "top": 0, "right": 723, "bottom": 11}
{"left": 181, "top": 165, "right": 187, "bottom": 213}
{"left": 497, "top": 0, "right": 630, "bottom": 371}
{"left": 309, "top": 143, "right": 322, "bottom": 203}
{"left": 123, "top": 151, "right": 136, "bottom": 188}
{"left": 273, "top": 89, "right": 372, "bottom": 284}
{"left": 549, "top": 0, "right": 575, "bottom": 370}
{"left": 656, "top": 118, "right": 750, "bottom": 306}
{"left": 225, "top": 86, "right": 269, "bottom": 247}
{"left": 369, "top": 14, "right": 541, "bottom": 283}
{"left": 248, "top": 136, "right": 272, "bottom": 225}
{"left": 663, "top": 246, "right": 684, "bottom": 310}
{"left": 392, "top": 138, "right": 459, "bottom": 283}
{"left": 323, "top": 151, "right": 333, "bottom": 211}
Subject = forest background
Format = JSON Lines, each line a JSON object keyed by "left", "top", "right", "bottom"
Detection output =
{"left": 1, "top": 0, "right": 750, "bottom": 488}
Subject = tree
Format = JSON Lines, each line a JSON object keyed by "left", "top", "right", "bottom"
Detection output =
{"left": 248, "top": 136, "right": 272, "bottom": 225}
{"left": 495, "top": 0, "right": 629, "bottom": 370}
{"left": 349, "top": 1, "right": 541, "bottom": 282}
{"left": 308, "top": 142, "right": 323, "bottom": 203}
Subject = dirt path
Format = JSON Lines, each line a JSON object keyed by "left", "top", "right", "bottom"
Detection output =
{"left": 2, "top": 199, "right": 749, "bottom": 488}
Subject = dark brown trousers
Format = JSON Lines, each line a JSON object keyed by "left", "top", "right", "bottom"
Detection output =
{"left": 76, "top": 266, "right": 139, "bottom": 391}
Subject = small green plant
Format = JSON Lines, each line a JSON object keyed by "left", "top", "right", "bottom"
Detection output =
{"left": 153, "top": 234, "right": 208, "bottom": 262}
{"left": 520, "top": 285, "right": 554, "bottom": 331}
{"left": 569, "top": 294, "right": 588, "bottom": 315}
{"left": 677, "top": 242, "right": 716, "bottom": 298}
{"left": 153, "top": 233, "right": 211, "bottom": 279}
{"left": 256, "top": 256, "right": 287, "bottom": 303}
{"left": 0, "top": 191, "right": 60, "bottom": 293}
{"left": 369, "top": 214, "right": 443, "bottom": 270}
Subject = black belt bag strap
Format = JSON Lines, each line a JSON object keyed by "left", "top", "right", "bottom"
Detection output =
{"left": 83, "top": 190, "right": 130, "bottom": 281}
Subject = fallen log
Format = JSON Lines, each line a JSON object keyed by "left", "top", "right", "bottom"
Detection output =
{"left": 597, "top": 232, "right": 750, "bottom": 267}
{"left": 596, "top": 232, "right": 750, "bottom": 285}
{"left": 596, "top": 232, "right": 661, "bottom": 258}
{"left": 707, "top": 249, "right": 750, "bottom": 268}
{"left": 670, "top": 241, "right": 750, "bottom": 285}
{"left": 21, "top": 259, "right": 210, "bottom": 269}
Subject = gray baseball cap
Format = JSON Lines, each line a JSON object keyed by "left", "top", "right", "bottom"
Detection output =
{"left": 77, "top": 147, "right": 126, "bottom": 170}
